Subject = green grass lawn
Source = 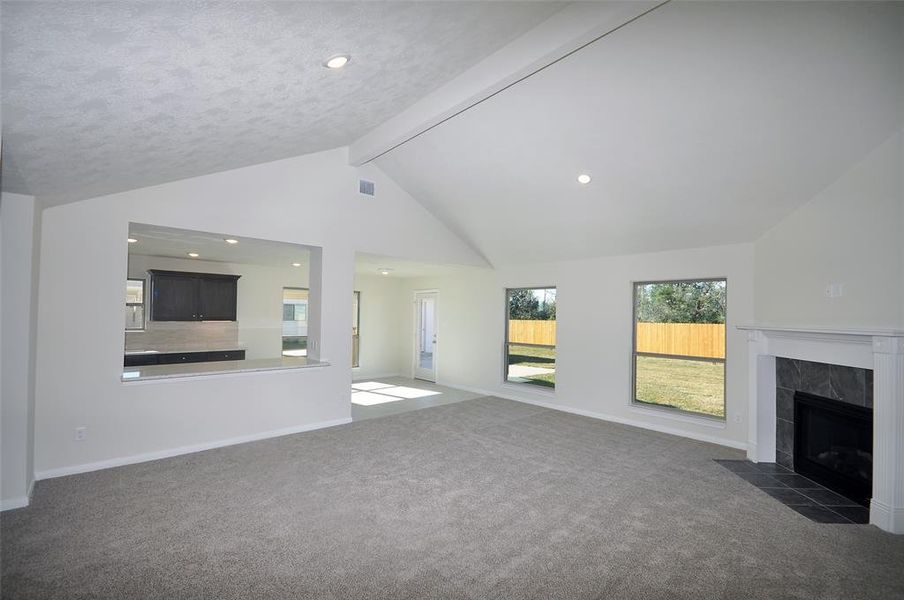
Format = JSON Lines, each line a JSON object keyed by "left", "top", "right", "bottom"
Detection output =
{"left": 635, "top": 355, "right": 724, "bottom": 418}
{"left": 507, "top": 344, "right": 555, "bottom": 388}
{"left": 505, "top": 347, "right": 723, "bottom": 413}
{"left": 282, "top": 337, "right": 307, "bottom": 351}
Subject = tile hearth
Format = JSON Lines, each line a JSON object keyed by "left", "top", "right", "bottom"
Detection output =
{"left": 715, "top": 459, "right": 869, "bottom": 524}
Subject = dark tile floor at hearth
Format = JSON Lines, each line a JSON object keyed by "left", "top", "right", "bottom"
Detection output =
{"left": 714, "top": 459, "right": 869, "bottom": 524}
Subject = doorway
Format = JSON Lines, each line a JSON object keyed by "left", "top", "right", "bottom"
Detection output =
{"left": 413, "top": 291, "right": 438, "bottom": 381}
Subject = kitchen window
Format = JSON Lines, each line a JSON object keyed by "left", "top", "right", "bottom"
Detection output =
{"left": 125, "top": 278, "right": 145, "bottom": 331}
{"left": 352, "top": 291, "right": 360, "bottom": 368}
{"left": 282, "top": 287, "right": 309, "bottom": 357}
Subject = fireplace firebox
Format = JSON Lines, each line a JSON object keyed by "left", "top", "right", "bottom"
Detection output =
{"left": 794, "top": 391, "right": 873, "bottom": 507}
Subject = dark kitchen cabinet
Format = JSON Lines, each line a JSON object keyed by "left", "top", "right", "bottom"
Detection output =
{"left": 124, "top": 349, "right": 245, "bottom": 367}
{"left": 204, "top": 350, "right": 245, "bottom": 362}
{"left": 149, "top": 270, "right": 240, "bottom": 321}
{"left": 198, "top": 277, "right": 238, "bottom": 321}
{"left": 123, "top": 353, "right": 160, "bottom": 367}
{"left": 151, "top": 272, "right": 200, "bottom": 321}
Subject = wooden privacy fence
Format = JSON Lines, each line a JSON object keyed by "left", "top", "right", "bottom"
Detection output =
{"left": 635, "top": 322, "right": 725, "bottom": 360}
{"left": 508, "top": 320, "right": 725, "bottom": 359}
{"left": 508, "top": 320, "right": 557, "bottom": 346}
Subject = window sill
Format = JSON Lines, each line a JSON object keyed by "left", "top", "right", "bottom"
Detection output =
{"left": 122, "top": 356, "right": 329, "bottom": 382}
{"left": 629, "top": 402, "right": 726, "bottom": 429}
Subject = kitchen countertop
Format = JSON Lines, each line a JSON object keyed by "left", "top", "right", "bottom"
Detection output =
{"left": 122, "top": 356, "right": 328, "bottom": 381}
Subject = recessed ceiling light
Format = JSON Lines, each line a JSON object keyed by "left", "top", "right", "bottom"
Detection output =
{"left": 379, "top": 268, "right": 393, "bottom": 276}
{"left": 324, "top": 54, "right": 350, "bottom": 69}
{"left": 224, "top": 238, "right": 239, "bottom": 245}
{"left": 577, "top": 173, "right": 592, "bottom": 184}
{"left": 292, "top": 262, "right": 301, "bottom": 267}
{"left": 188, "top": 252, "right": 200, "bottom": 258}
{"left": 127, "top": 237, "right": 138, "bottom": 244}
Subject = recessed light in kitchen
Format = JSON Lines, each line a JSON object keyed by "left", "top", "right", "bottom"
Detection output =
{"left": 224, "top": 238, "right": 239, "bottom": 245}
{"left": 292, "top": 262, "right": 301, "bottom": 267}
{"left": 324, "top": 54, "right": 350, "bottom": 69}
{"left": 577, "top": 173, "right": 591, "bottom": 184}
{"left": 379, "top": 268, "right": 393, "bottom": 276}
{"left": 188, "top": 252, "right": 200, "bottom": 258}
{"left": 127, "top": 237, "right": 138, "bottom": 243}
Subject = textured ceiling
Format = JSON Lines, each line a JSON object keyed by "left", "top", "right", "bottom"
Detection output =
{"left": 0, "top": 1, "right": 564, "bottom": 205}
{"left": 376, "top": 1, "right": 904, "bottom": 266}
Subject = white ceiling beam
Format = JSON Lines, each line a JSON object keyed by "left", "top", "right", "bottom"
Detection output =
{"left": 348, "top": 0, "right": 665, "bottom": 166}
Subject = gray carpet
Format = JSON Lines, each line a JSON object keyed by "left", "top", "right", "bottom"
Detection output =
{"left": 3, "top": 397, "right": 904, "bottom": 599}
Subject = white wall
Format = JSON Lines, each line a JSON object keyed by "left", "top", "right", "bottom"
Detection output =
{"left": 755, "top": 130, "right": 904, "bottom": 329}
{"left": 32, "top": 148, "right": 486, "bottom": 477}
{"left": 1, "top": 192, "right": 42, "bottom": 509}
{"left": 351, "top": 273, "right": 407, "bottom": 379}
{"left": 25, "top": 128, "right": 901, "bottom": 482}
{"left": 127, "top": 254, "right": 310, "bottom": 359}
{"left": 398, "top": 243, "right": 755, "bottom": 449}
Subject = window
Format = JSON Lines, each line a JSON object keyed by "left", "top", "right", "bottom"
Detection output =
{"left": 352, "top": 291, "right": 360, "bottom": 368}
{"left": 282, "top": 287, "right": 308, "bottom": 357}
{"left": 125, "top": 279, "right": 145, "bottom": 330}
{"left": 505, "top": 287, "right": 556, "bottom": 389}
{"left": 281, "top": 288, "right": 360, "bottom": 363}
{"left": 632, "top": 279, "right": 726, "bottom": 419}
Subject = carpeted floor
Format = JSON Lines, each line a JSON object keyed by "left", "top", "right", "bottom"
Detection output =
{"left": 3, "top": 397, "right": 904, "bottom": 599}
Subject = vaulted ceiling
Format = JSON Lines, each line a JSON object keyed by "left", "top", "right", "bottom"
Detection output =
{"left": 2, "top": 1, "right": 901, "bottom": 267}
{"left": 374, "top": 1, "right": 904, "bottom": 265}
{"left": 0, "top": 0, "right": 562, "bottom": 204}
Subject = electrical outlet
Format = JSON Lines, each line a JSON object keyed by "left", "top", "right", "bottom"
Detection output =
{"left": 75, "top": 427, "right": 87, "bottom": 441}
{"left": 825, "top": 283, "right": 844, "bottom": 298}
{"left": 733, "top": 413, "right": 743, "bottom": 424}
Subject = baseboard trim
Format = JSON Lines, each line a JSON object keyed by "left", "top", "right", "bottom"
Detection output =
{"left": 747, "top": 442, "right": 758, "bottom": 462}
{"left": 35, "top": 417, "right": 353, "bottom": 482}
{"left": 1, "top": 495, "right": 29, "bottom": 511}
{"left": 352, "top": 372, "right": 402, "bottom": 382}
{"left": 869, "top": 500, "right": 904, "bottom": 534}
{"left": 0, "top": 479, "right": 34, "bottom": 512}
{"left": 451, "top": 383, "right": 747, "bottom": 451}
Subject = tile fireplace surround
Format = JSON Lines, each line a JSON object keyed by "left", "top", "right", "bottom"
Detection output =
{"left": 739, "top": 326, "right": 904, "bottom": 534}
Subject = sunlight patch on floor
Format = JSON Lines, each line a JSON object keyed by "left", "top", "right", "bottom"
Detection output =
{"left": 351, "top": 382, "right": 442, "bottom": 406}
{"left": 352, "top": 381, "right": 395, "bottom": 391}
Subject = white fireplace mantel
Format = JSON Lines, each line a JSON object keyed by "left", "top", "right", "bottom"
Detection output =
{"left": 738, "top": 325, "right": 904, "bottom": 534}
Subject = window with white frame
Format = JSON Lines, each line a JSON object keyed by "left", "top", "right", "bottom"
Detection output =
{"left": 633, "top": 279, "right": 726, "bottom": 419}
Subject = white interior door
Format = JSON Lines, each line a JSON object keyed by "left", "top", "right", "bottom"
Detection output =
{"left": 414, "top": 292, "right": 438, "bottom": 381}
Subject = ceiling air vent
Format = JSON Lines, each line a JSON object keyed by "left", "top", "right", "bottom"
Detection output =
{"left": 359, "top": 179, "right": 375, "bottom": 196}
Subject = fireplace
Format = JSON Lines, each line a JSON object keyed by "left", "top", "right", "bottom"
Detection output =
{"left": 741, "top": 325, "right": 904, "bottom": 533}
{"left": 794, "top": 391, "right": 873, "bottom": 506}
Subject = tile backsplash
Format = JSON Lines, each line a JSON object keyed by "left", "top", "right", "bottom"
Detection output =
{"left": 125, "top": 321, "right": 239, "bottom": 353}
